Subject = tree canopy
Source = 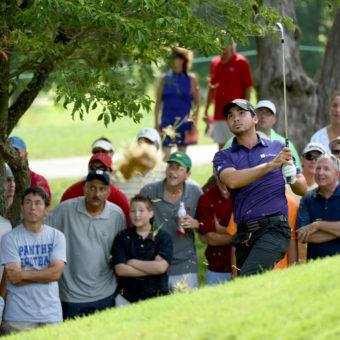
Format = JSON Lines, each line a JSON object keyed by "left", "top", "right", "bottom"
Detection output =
{"left": 0, "top": 0, "right": 292, "bottom": 222}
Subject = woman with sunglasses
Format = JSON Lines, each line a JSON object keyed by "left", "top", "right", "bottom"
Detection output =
{"left": 310, "top": 90, "right": 340, "bottom": 153}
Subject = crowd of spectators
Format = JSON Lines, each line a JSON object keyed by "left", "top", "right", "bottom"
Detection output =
{"left": 0, "top": 43, "right": 340, "bottom": 335}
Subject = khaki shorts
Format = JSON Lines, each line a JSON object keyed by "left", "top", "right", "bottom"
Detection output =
{"left": 0, "top": 320, "right": 59, "bottom": 335}
{"left": 213, "top": 120, "right": 234, "bottom": 145}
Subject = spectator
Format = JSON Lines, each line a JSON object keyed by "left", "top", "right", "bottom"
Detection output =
{"left": 91, "top": 137, "right": 114, "bottom": 158}
{"left": 154, "top": 47, "right": 200, "bottom": 160}
{"left": 0, "top": 187, "right": 66, "bottom": 335}
{"left": 44, "top": 170, "right": 125, "bottom": 319}
{"left": 329, "top": 136, "right": 340, "bottom": 159}
{"left": 296, "top": 154, "right": 340, "bottom": 260}
{"left": 227, "top": 193, "right": 299, "bottom": 271}
{"left": 203, "top": 36, "right": 253, "bottom": 150}
{"left": 287, "top": 142, "right": 326, "bottom": 262}
{"left": 112, "top": 194, "right": 173, "bottom": 306}
{"left": 113, "top": 128, "right": 166, "bottom": 199}
{"left": 140, "top": 152, "right": 202, "bottom": 290}
{"left": 8, "top": 136, "right": 51, "bottom": 202}
{"left": 197, "top": 170, "right": 234, "bottom": 284}
{"left": 224, "top": 100, "right": 302, "bottom": 169}
{"left": 214, "top": 99, "right": 307, "bottom": 276}
{"left": 310, "top": 90, "right": 340, "bottom": 152}
{"left": 6, "top": 165, "right": 15, "bottom": 218}
{"left": 60, "top": 152, "right": 129, "bottom": 226}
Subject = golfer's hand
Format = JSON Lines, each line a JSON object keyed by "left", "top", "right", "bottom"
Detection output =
{"left": 282, "top": 163, "right": 296, "bottom": 184}
{"left": 269, "top": 147, "right": 293, "bottom": 169}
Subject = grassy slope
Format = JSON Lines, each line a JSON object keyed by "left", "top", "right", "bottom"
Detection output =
{"left": 8, "top": 255, "right": 340, "bottom": 340}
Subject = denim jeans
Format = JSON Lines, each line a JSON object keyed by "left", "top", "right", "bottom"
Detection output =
{"left": 62, "top": 294, "right": 115, "bottom": 319}
{"left": 205, "top": 269, "right": 232, "bottom": 285}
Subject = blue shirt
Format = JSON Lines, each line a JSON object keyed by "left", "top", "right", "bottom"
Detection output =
{"left": 214, "top": 136, "right": 300, "bottom": 224}
{"left": 296, "top": 184, "right": 340, "bottom": 260}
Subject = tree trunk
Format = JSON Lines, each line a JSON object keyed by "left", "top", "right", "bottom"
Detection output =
{"left": 314, "top": 7, "right": 340, "bottom": 127}
{"left": 254, "top": 0, "right": 340, "bottom": 154}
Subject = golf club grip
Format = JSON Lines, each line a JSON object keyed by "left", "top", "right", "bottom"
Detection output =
{"left": 285, "top": 138, "right": 293, "bottom": 184}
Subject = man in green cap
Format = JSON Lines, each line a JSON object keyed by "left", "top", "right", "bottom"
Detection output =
{"left": 140, "top": 151, "right": 202, "bottom": 291}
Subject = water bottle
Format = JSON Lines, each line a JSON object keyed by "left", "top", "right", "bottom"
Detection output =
{"left": 177, "top": 201, "right": 186, "bottom": 236}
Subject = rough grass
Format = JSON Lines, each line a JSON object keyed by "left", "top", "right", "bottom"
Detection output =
{"left": 7, "top": 255, "right": 340, "bottom": 340}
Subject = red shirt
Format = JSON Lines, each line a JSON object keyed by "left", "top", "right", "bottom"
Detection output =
{"left": 60, "top": 180, "right": 130, "bottom": 227}
{"left": 210, "top": 52, "right": 253, "bottom": 120}
{"left": 29, "top": 169, "right": 51, "bottom": 202}
{"left": 198, "top": 185, "right": 233, "bottom": 273}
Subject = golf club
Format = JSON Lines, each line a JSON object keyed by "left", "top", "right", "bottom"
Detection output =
{"left": 274, "top": 22, "right": 293, "bottom": 184}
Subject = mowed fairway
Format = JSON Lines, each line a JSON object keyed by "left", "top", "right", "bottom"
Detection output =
{"left": 7, "top": 255, "right": 340, "bottom": 340}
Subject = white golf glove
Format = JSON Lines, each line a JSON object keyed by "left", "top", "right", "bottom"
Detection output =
{"left": 282, "top": 163, "right": 296, "bottom": 184}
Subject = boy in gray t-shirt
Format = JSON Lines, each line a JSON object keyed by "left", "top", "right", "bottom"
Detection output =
{"left": 0, "top": 187, "right": 66, "bottom": 336}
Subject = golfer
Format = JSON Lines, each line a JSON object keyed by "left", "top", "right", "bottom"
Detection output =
{"left": 213, "top": 99, "right": 307, "bottom": 276}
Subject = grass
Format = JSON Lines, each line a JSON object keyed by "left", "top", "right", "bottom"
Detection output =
{"left": 12, "top": 101, "right": 213, "bottom": 160}
{"left": 7, "top": 255, "right": 340, "bottom": 339}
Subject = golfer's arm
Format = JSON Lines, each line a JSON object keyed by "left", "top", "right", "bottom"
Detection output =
{"left": 290, "top": 173, "right": 307, "bottom": 196}
{"left": 219, "top": 163, "right": 275, "bottom": 189}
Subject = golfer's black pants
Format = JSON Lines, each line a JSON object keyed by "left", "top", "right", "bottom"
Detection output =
{"left": 234, "top": 221, "right": 291, "bottom": 277}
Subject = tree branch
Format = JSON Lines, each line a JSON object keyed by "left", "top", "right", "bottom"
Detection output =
{"left": 7, "top": 60, "right": 55, "bottom": 135}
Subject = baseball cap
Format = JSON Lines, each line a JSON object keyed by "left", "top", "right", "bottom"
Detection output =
{"left": 8, "top": 136, "right": 26, "bottom": 150}
{"left": 85, "top": 170, "right": 110, "bottom": 185}
{"left": 222, "top": 99, "right": 256, "bottom": 118}
{"left": 255, "top": 100, "right": 277, "bottom": 115}
{"left": 89, "top": 152, "right": 112, "bottom": 170}
{"left": 302, "top": 142, "right": 326, "bottom": 155}
{"left": 91, "top": 139, "right": 114, "bottom": 153}
{"left": 329, "top": 137, "right": 340, "bottom": 151}
{"left": 167, "top": 151, "right": 192, "bottom": 170}
{"left": 5, "top": 164, "right": 14, "bottom": 178}
{"left": 137, "top": 128, "right": 161, "bottom": 145}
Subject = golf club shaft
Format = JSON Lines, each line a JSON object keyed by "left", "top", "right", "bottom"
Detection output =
{"left": 278, "top": 23, "right": 293, "bottom": 184}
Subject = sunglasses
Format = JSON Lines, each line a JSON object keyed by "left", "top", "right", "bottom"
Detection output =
{"left": 303, "top": 153, "right": 320, "bottom": 161}
{"left": 331, "top": 149, "right": 340, "bottom": 156}
{"left": 89, "top": 164, "right": 111, "bottom": 172}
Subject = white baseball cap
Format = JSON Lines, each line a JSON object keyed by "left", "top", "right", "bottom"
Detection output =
{"left": 302, "top": 142, "right": 326, "bottom": 155}
{"left": 137, "top": 128, "right": 161, "bottom": 145}
{"left": 255, "top": 100, "right": 277, "bottom": 115}
{"left": 92, "top": 140, "right": 114, "bottom": 153}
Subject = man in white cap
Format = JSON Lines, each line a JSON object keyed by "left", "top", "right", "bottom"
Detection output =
{"left": 91, "top": 137, "right": 114, "bottom": 158}
{"left": 113, "top": 128, "right": 166, "bottom": 200}
{"left": 224, "top": 100, "right": 302, "bottom": 170}
{"left": 329, "top": 137, "right": 340, "bottom": 160}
